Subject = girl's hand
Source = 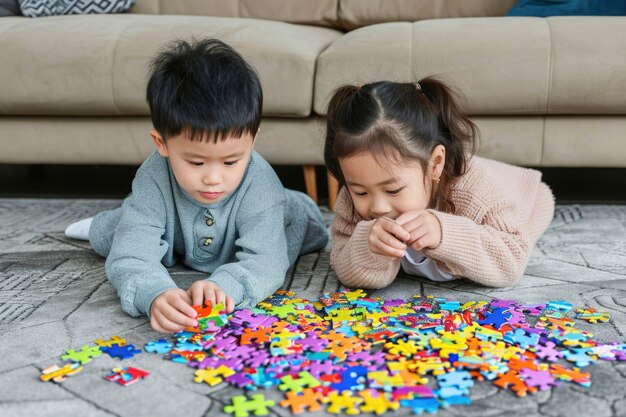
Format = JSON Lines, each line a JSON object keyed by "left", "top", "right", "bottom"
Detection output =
{"left": 369, "top": 216, "right": 411, "bottom": 258}
{"left": 149, "top": 288, "right": 198, "bottom": 333}
{"left": 395, "top": 210, "right": 442, "bottom": 251}
{"left": 187, "top": 280, "right": 235, "bottom": 314}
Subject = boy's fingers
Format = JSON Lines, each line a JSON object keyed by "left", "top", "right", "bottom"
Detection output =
{"left": 189, "top": 287, "right": 204, "bottom": 307}
{"left": 162, "top": 304, "right": 197, "bottom": 329}
{"left": 173, "top": 296, "right": 198, "bottom": 321}
{"left": 152, "top": 310, "right": 181, "bottom": 333}
{"left": 204, "top": 287, "right": 217, "bottom": 307}
{"left": 225, "top": 297, "right": 235, "bottom": 313}
{"left": 215, "top": 290, "right": 226, "bottom": 308}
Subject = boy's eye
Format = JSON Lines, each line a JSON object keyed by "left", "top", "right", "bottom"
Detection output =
{"left": 224, "top": 160, "right": 239, "bottom": 166}
{"left": 188, "top": 161, "right": 203, "bottom": 166}
{"left": 386, "top": 187, "right": 404, "bottom": 195}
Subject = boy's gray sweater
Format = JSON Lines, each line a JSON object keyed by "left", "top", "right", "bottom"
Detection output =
{"left": 90, "top": 150, "right": 327, "bottom": 317}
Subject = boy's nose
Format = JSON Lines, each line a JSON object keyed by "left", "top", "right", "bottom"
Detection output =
{"left": 202, "top": 170, "right": 221, "bottom": 185}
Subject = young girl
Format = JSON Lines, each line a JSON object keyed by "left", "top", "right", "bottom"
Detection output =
{"left": 324, "top": 78, "right": 555, "bottom": 289}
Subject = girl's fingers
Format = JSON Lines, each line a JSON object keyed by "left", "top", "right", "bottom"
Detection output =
{"left": 381, "top": 218, "right": 412, "bottom": 242}
{"left": 373, "top": 240, "right": 405, "bottom": 258}
{"left": 395, "top": 211, "right": 422, "bottom": 226}
{"left": 381, "top": 231, "right": 408, "bottom": 251}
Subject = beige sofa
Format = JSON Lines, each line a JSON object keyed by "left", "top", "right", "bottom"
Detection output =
{"left": 1, "top": 0, "right": 625, "bottom": 204}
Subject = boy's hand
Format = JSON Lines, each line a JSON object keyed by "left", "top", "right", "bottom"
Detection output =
{"left": 395, "top": 210, "right": 442, "bottom": 251}
{"left": 188, "top": 281, "right": 235, "bottom": 314}
{"left": 368, "top": 216, "right": 411, "bottom": 258}
{"left": 150, "top": 288, "right": 198, "bottom": 333}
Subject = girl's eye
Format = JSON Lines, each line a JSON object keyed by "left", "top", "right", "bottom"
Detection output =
{"left": 353, "top": 191, "right": 367, "bottom": 197}
{"left": 224, "top": 160, "right": 239, "bottom": 166}
{"left": 189, "top": 161, "right": 203, "bottom": 166}
{"left": 387, "top": 187, "right": 404, "bottom": 195}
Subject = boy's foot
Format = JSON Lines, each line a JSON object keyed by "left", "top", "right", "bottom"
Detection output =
{"left": 64, "top": 217, "right": 93, "bottom": 241}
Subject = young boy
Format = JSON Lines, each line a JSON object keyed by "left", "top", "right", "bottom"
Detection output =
{"left": 64, "top": 38, "right": 328, "bottom": 333}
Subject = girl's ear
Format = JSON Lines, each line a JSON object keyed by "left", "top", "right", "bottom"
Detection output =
{"left": 430, "top": 144, "right": 446, "bottom": 180}
{"left": 150, "top": 130, "right": 169, "bottom": 157}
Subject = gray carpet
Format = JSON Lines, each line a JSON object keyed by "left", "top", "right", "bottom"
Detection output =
{"left": 1, "top": 199, "right": 625, "bottom": 417}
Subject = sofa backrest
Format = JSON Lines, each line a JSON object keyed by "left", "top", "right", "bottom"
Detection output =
{"left": 338, "top": 0, "right": 518, "bottom": 30}
{"left": 130, "top": 0, "right": 517, "bottom": 30}
{"left": 130, "top": 0, "right": 340, "bottom": 28}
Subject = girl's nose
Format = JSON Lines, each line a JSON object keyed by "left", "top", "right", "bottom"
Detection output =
{"left": 370, "top": 197, "right": 391, "bottom": 218}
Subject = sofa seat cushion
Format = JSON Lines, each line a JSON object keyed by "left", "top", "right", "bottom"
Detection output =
{"left": 0, "top": 14, "right": 341, "bottom": 117}
{"left": 315, "top": 16, "right": 626, "bottom": 116}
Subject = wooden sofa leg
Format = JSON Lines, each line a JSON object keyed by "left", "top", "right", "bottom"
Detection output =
{"left": 327, "top": 172, "right": 338, "bottom": 211}
{"left": 303, "top": 165, "right": 318, "bottom": 204}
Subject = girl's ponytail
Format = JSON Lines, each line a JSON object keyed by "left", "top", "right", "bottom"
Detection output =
{"left": 418, "top": 77, "right": 477, "bottom": 163}
{"left": 418, "top": 77, "right": 478, "bottom": 213}
{"left": 324, "top": 85, "right": 361, "bottom": 186}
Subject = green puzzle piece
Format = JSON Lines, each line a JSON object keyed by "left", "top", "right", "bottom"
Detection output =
{"left": 224, "top": 394, "right": 275, "bottom": 417}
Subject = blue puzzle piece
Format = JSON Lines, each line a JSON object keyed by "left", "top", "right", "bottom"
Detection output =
{"left": 144, "top": 339, "right": 173, "bottom": 354}
{"left": 102, "top": 343, "right": 142, "bottom": 360}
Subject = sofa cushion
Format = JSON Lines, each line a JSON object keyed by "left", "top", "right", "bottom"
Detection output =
{"left": 18, "top": 0, "right": 135, "bottom": 17}
{"left": 508, "top": 0, "right": 626, "bottom": 17}
{"left": 130, "top": 0, "right": 340, "bottom": 29}
{"left": 314, "top": 16, "right": 626, "bottom": 116}
{"left": 0, "top": 15, "right": 341, "bottom": 117}
{"left": 338, "top": 0, "right": 517, "bottom": 30}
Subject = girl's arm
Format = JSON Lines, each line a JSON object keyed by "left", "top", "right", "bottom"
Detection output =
{"left": 425, "top": 202, "right": 531, "bottom": 287}
{"left": 330, "top": 190, "right": 401, "bottom": 288}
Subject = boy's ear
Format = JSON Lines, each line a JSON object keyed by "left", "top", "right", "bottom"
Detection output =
{"left": 150, "top": 130, "right": 169, "bottom": 157}
{"left": 251, "top": 128, "right": 260, "bottom": 148}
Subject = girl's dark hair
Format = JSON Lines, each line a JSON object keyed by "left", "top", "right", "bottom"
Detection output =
{"left": 324, "top": 77, "right": 477, "bottom": 213}
{"left": 147, "top": 38, "right": 262, "bottom": 142}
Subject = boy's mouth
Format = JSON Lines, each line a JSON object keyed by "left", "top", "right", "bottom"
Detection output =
{"left": 199, "top": 191, "right": 223, "bottom": 200}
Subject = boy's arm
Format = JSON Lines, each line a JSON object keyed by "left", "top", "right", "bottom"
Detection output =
{"left": 330, "top": 189, "right": 401, "bottom": 289}
{"left": 105, "top": 177, "right": 176, "bottom": 317}
{"left": 207, "top": 203, "right": 290, "bottom": 309}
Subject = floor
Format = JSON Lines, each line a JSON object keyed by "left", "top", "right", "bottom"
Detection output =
{"left": 0, "top": 199, "right": 625, "bottom": 417}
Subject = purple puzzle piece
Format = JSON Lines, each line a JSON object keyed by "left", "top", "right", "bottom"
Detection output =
{"left": 520, "top": 368, "right": 559, "bottom": 391}
{"left": 534, "top": 341, "right": 564, "bottom": 362}
{"left": 295, "top": 332, "right": 330, "bottom": 352}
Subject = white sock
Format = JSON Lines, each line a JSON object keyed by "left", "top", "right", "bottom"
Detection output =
{"left": 64, "top": 217, "right": 93, "bottom": 241}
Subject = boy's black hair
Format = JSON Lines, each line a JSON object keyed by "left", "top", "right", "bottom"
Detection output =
{"left": 147, "top": 38, "right": 263, "bottom": 142}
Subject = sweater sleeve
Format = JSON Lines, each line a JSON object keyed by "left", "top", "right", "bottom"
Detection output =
{"left": 207, "top": 203, "right": 290, "bottom": 309}
{"left": 424, "top": 199, "right": 530, "bottom": 287}
{"left": 105, "top": 176, "right": 177, "bottom": 317}
{"left": 330, "top": 189, "right": 401, "bottom": 289}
